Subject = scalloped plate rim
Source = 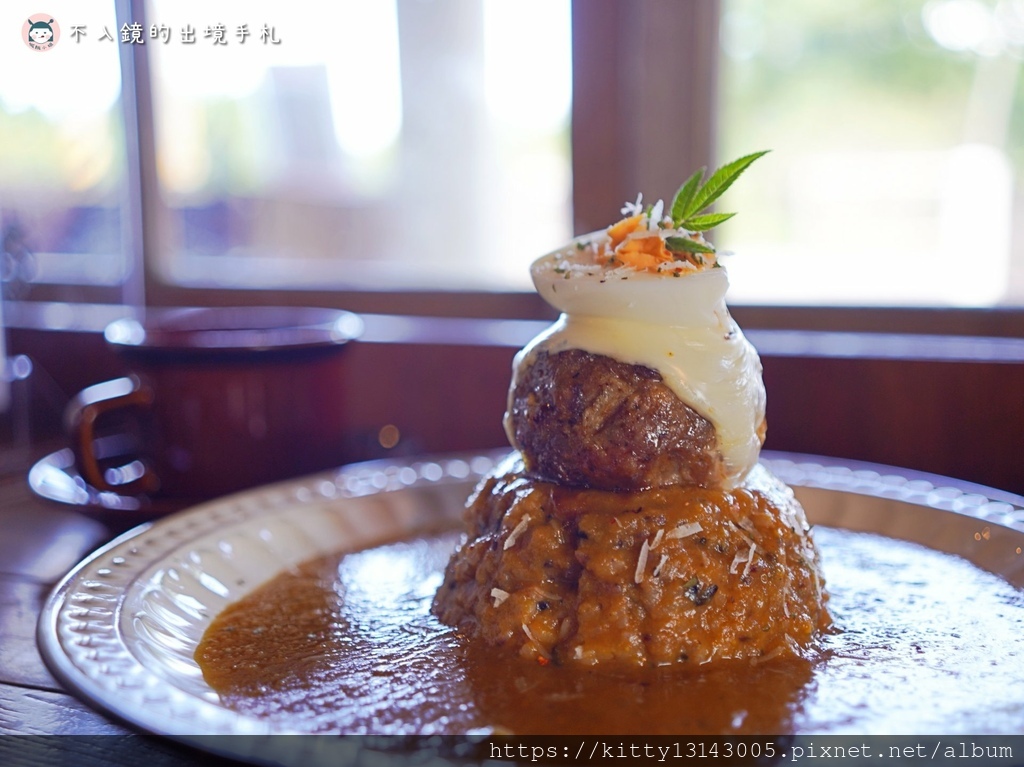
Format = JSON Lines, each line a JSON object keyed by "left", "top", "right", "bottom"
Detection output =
{"left": 35, "top": 450, "right": 1024, "bottom": 756}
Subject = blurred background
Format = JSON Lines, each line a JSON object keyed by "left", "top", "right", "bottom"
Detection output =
{"left": 2, "top": 0, "right": 1024, "bottom": 494}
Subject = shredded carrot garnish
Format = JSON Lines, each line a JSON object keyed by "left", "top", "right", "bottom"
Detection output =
{"left": 607, "top": 214, "right": 644, "bottom": 248}
{"left": 615, "top": 234, "right": 673, "bottom": 270}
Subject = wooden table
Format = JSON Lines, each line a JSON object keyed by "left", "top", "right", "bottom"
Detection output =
{"left": 0, "top": 452, "right": 240, "bottom": 765}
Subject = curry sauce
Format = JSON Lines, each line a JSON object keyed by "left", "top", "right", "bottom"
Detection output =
{"left": 195, "top": 527, "right": 1024, "bottom": 735}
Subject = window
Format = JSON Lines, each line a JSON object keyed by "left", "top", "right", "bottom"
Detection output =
{"left": 143, "top": 0, "right": 572, "bottom": 294}
{"left": 0, "top": 1, "right": 128, "bottom": 306}
{"left": 718, "top": 0, "right": 1024, "bottom": 307}
{"left": 1, "top": 0, "right": 573, "bottom": 312}
{"left": 6, "top": 0, "right": 1024, "bottom": 317}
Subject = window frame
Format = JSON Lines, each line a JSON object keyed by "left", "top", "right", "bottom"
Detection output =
{"left": 11, "top": 0, "right": 1024, "bottom": 336}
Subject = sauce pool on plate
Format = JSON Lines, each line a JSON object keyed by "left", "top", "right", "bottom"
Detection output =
{"left": 195, "top": 527, "right": 1024, "bottom": 735}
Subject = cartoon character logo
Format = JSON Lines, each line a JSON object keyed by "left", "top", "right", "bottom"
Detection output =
{"left": 23, "top": 14, "right": 60, "bottom": 51}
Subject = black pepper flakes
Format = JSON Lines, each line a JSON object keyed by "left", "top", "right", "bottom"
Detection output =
{"left": 683, "top": 578, "right": 718, "bottom": 606}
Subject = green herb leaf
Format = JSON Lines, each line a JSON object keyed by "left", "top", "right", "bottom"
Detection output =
{"left": 670, "top": 167, "right": 706, "bottom": 225}
{"left": 679, "top": 212, "right": 736, "bottom": 231}
{"left": 666, "top": 236, "right": 716, "bottom": 255}
{"left": 688, "top": 150, "right": 770, "bottom": 220}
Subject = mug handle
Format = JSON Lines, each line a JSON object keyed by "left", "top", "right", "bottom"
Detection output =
{"left": 65, "top": 376, "right": 160, "bottom": 495}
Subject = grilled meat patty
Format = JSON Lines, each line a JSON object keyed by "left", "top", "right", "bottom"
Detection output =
{"left": 508, "top": 348, "right": 731, "bottom": 491}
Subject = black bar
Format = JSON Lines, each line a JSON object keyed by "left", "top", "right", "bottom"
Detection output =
{"left": 2, "top": 735, "right": 1023, "bottom": 767}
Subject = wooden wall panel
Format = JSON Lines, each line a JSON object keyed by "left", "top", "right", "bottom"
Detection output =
{"left": 337, "top": 340, "right": 517, "bottom": 462}
{"left": 761, "top": 355, "right": 1024, "bottom": 495}
{"left": 8, "top": 320, "right": 1024, "bottom": 497}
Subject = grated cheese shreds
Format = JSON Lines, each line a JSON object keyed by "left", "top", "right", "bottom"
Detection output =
{"left": 742, "top": 543, "right": 757, "bottom": 579}
{"left": 729, "top": 541, "right": 760, "bottom": 578}
{"left": 652, "top": 553, "right": 669, "bottom": 579}
{"left": 522, "top": 622, "right": 549, "bottom": 659}
{"left": 809, "top": 549, "right": 822, "bottom": 600}
{"left": 522, "top": 623, "right": 539, "bottom": 643}
{"left": 634, "top": 538, "right": 651, "bottom": 584}
{"left": 504, "top": 515, "right": 531, "bottom": 551}
{"left": 558, "top": 618, "right": 572, "bottom": 640}
{"left": 729, "top": 551, "right": 746, "bottom": 574}
{"left": 621, "top": 193, "right": 644, "bottom": 217}
{"left": 752, "top": 644, "right": 787, "bottom": 666}
{"left": 650, "top": 529, "right": 665, "bottom": 550}
{"left": 666, "top": 521, "right": 703, "bottom": 539}
{"left": 783, "top": 632, "right": 800, "bottom": 655}
{"left": 491, "top": 588, "right": 510, "bottom": 607}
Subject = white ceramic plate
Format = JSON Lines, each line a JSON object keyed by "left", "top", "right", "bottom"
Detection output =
{"left": 37, "top": 451, "right": 1024, "bottom": 762}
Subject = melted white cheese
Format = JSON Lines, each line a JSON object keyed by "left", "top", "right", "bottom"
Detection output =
{"left": 505, "top": 240, "right": 766, "bottom": 488}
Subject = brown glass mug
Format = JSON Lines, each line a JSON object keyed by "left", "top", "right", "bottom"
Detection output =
{"left": 65, "top": 306, "right": 363, "bottom": 500}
